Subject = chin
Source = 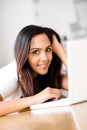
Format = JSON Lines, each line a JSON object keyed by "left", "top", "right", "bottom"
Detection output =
{"left": 39, "top": 71, "right": 48, "bottom": 75}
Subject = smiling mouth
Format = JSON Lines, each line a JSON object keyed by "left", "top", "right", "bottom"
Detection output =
{"left": 38, "top": 63, "right": 49, "bottom": 69}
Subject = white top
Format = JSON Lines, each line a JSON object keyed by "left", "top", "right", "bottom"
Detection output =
{"left": 0, "top": 61, "right": 22, "bottom": 100}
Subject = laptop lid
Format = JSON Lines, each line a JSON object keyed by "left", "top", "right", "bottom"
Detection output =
{"left": 67, "top": 39, "right": 87, "bottom": 104}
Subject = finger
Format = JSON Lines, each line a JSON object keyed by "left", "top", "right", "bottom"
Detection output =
{"left": 61, "top": 94, "right": 66, "bottom": 98}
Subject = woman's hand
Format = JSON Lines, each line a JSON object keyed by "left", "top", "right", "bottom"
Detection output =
{"left": 32, "top": 87, "right": 64, "bottom": 104}
{"left": 52, "top": 35, "right": 67, "bottom": 68}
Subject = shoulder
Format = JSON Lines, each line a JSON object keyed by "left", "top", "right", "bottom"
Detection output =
{"left": 0, "top": 60, "right": 18, "bottom": 99}
{"left": 0, "top": 60, "right": 17, "bottom": 80}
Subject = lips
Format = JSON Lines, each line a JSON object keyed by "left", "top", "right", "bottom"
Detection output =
{"left": 38, "top": 63, "right": 49, "bottom": 69}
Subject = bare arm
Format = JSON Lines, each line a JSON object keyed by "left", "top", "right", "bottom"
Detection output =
{"left": 0, "top": 94, "right": 3, "bottom": 101}
{"left": 52, "top": 36, "right": 68, "bottom": 90}
{"left": 0, "top": 87, "right": 62, "bottom": 116}
{"left": 52, "top": 35, "right": 67, "bottom": 68}
{"left": 0, "top": 96, "right": 33, "bottom": 116}
{"left": 61, "top": 74, "right": 68, "bottom": 90}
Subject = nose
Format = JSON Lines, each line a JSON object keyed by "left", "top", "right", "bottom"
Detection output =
{"left": 40, "top": 52, "right": 48, "bottom": 61}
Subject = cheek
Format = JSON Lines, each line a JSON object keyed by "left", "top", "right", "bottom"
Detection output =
{"left": 28, "top": 56, "right": 38, "bottom": 66}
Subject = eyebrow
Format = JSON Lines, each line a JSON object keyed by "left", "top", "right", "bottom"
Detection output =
{"left": 30, "top": 44, "right": 52, "bottom": 51}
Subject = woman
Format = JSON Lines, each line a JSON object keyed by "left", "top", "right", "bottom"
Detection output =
{"left": 0, "top": 25, "right": 68, "bottom": 116}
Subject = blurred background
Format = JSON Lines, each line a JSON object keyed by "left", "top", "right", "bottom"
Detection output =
{"left": 0, "top": 0, "right": 87, "bottom": 67}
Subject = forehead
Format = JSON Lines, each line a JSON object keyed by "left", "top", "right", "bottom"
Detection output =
{"left": 30, "top": 33, "right": 51, "bottom": 48}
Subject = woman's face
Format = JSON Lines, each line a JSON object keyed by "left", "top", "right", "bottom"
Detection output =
{"left": 28, "top": 33, "right": 52, "bottom": 76}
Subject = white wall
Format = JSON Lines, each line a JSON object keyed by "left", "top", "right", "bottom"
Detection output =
{"left": 0, "top": 0, "right": 36, "bottom": 67}
{"left": 34, "top": 0, "right": 77, "bottom": 39}
{"left": 74, "top": 0, "right": 87, "bottom": 28}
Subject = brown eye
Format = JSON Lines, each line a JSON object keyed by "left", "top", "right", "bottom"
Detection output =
{"left": 46, "top": 47, "right": 52, "bottom": 52}
{"left": 32, "top": 50, "right": 39, "bottom": 54}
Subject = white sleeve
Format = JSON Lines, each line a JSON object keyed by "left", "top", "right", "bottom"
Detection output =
{"left": 0, "top": 60, "right": 18, "bottom": 99}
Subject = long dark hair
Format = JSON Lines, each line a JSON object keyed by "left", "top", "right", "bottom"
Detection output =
{"left": 14, "top": 25, "right": 62, "bottom": 97}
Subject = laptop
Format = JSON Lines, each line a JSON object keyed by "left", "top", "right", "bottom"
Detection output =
{"left": 30, "top": 39, "right": 87, "bottom": 110}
